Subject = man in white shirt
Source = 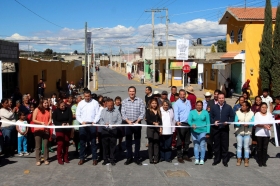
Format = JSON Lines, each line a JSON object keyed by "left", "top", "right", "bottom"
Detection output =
{"left": 261, "top": 88, "right": 273, "bottom": 113}
{"left": 76, "top": 90, "right": 100, "bottom": 166}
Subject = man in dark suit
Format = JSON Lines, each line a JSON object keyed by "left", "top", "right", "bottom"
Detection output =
{"left": 206, "top": 89, "right": 220, "bottom": 159}
{"left": 210, "top": 92, "right": 234, "bottom": 167}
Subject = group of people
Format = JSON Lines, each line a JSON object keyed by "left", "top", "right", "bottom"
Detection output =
{"left": 0, "top": 84, "right": 277, "bottom": 168}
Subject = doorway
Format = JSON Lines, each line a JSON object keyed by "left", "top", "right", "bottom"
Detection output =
{"left": 33, "top": 75, "right": 38, "bottom": 98}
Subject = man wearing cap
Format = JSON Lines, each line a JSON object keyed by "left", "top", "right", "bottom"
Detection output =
{"left": 158, "top": 91, "right": 170, "bottom": 107}
{"left": 203, "top": 92, "right": 212, "bottom": 110}
{"left": 186, "top": 86, "right": 196, "bottom": 110}
{"left": 153, "top": 91, "right": 161, "bottom": 100}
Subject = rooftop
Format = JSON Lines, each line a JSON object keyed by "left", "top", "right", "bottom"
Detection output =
{"left": 220, "top": 7, "right": 277, "bottom": 24}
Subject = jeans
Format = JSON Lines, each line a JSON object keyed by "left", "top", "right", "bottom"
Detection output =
{"left": 79, "top": 126, "right": 97, "bottom": 160}
{"left": 2, "top": 126, "right": 16, "bottom": 147}
{"left": 236, "top": 134, "right": 250, "bottom": 158}
{"left": 191, "top": 132, "right": 206, "bottom": 160}
{"left": 160, "top": 134, "right": 172, "bottom": 161}
{"left": 18, "top": 136, "right": 27, "bottom": 153}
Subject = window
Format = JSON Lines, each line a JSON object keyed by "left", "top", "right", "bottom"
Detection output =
{"left": 238, "top": 29, "right": 243, "bottom": 42}
{"left": 42, "top": 70, "right": 47, "bottom": 81}
{"left": 230, "top": 30, "right": 234, "bottom": 43}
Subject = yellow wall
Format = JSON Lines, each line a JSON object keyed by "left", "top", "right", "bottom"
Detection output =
{"left": 19, "top": 58, "right": 83, "bottom": 98}
{"left": 204, "top": 63, "right": 218, "bottom": 91}
{"left": 225, "top": 17, "right": 275, "bottom": 96}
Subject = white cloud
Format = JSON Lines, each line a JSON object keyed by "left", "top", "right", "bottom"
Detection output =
{"left": 4, "top": 19, "right": 226, "bottom": 53}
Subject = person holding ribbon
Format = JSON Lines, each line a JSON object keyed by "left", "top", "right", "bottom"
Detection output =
{"left": 99, "top": 98, "right": 122, "bottom": 166}
{"left": 210, "top": 92, "right": 234, "bottom": 167}
{"left": 254, "top": 102, "right": 273, "bottom": 167}
{"left": 32, "top": 98, "right": 52, "bottom": 166}
{"left": 173, "top": 89, "right": 192, "bottom": 163}
{"left": 160, "top": 100, "right": 175, "bottom": 163}
{"left": 234, "top": 101, "right": 254, "bottom": 167}
{"left": 52, "top": 100, "right": 73, "bottom": 165}
{"left": 76, "top": 90, "right": 100, "bottom": 166}
{"left": 0, "top": 98, "right": 17, "bottom": 157}
{"left": 188, "top": 100, "right": 210, "bottom": 165}
{"left": 146, "top": 98, "right": 162, "bottom": 164}
{"left": 121, "top": 86, "right": 145, "bottom": 166}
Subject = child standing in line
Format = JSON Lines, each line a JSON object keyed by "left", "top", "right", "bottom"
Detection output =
{"left": 16, "top": 111, "right": 29, "bottom": 156}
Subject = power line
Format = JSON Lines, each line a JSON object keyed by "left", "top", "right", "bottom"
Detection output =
{"left": 14, "top": 0, "right": 64, "bottom": 28}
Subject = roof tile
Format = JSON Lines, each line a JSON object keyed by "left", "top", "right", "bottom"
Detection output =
{"left": 228, "top": 7, "right": 277, "bottom": 20}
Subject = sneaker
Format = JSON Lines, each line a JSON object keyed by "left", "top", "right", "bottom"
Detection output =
{"left": 194, "top": 159, "right": 199, "bottom": 165}
{"left": 23, "top": 152, "right": 30, "bottom": 156}
{"left": 199, "top": 160, "right": 204, "bottom": 165}
{"left": 18, "top": 153, "right": 23, "bottom": 157}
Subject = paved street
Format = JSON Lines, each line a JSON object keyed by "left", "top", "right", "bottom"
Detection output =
{"left": 1, "top": 67, "right": 280, "bottom": 186}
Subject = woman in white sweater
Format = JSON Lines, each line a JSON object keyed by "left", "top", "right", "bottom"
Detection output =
{"left": 159, "top": 101, "right": 175, "bottom": 163}
{"left": 0, "top": 98, "right": 17, "bottom": 156}
{"left": 234, "top": 101, "right": 254, "bottom": 167}
{"left": 254, "top": 102, "right": 273, "bottom": 167}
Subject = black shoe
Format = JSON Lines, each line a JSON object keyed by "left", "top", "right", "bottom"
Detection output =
{"left": 124, "top": 158, "right": 133, "bottom": 165}
{"left": 135, "top": 159, "right": 142, "bottom": 166}
{"left": 166, "top": 160, "right": 172, "bottom": 163}
{"left": 159, "top": 159, "right": 164, "bottom": 162}
{"left": 258, "top": 163, "right": 262, "bottom": 167}
{"left": 223, "top": 162, "right": 228, "bottom": 167}
{"left": 111, "top": 161, "right": 116, "bottom": 166}
{"left": 262, "top": 163, "right": 267, "bottom": 167}
{"left": 150, "top": 161, "right": 154, "bottom": 164}
{"left": 212, "top": 162, "right": 218, "bottom": 166}
{"left": 102, "top": 160, "right": 109, "bottom": 165}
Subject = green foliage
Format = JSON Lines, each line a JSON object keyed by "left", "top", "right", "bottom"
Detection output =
{"left": 259, "top": 0, "right": 273, "bottom": 91}
{"left": 214, "top": 39, "right": 226, "bottom": 52}
{"left": 271, "top": 5, "right": 280, "bottom": 96}
{"left": 210, "top": 44, "right": 216, "bottom": 53}
{"left": 44, "top": 48, "right": 53, "bottom": 56}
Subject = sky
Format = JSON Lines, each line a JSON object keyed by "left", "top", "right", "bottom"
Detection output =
{"left": 1, "top": 0, "right": 279, "bottom": 54}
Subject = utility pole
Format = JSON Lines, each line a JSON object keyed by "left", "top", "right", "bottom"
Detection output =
{"left": 165, "top": 8, "right": 169, "bottom": 87}
{"left": 84, "top": 22, "right": 87, "bottom": 88}
{"left": 145, "top": 9, "right": 161, "bottom": 85}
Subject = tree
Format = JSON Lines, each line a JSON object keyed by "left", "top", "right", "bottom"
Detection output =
{"left": 44, "top": 48, "right": 53, "bottom": 56}
{"left": 271, "top": 5, "right": 280, "bottom": 96}
{"left": 210, "top": 44, "right": 216, "bottom": 53}
{"left": 259, "top": 0, "right": 273, "bottom": 90}
{"left": 73, "top": 50, "right": 78, "bottom": 55}
{"left": 214, "top": 39, "right": 226, "bottom": 52}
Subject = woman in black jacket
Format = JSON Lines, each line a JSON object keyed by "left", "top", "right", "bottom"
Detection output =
{"left": 52, "top": 100, "right": 73, "bottom": 165}
{"left": 146, "top": 98, "right": 162, "bottom": 164}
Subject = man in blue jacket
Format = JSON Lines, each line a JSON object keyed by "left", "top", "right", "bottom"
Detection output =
{"left": 210, "top": 92, "right": 234, "bottom": 167}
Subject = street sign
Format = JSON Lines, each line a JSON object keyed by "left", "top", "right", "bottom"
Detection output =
{"left": 182, "top": 64, "right": 191, "bottom": 73}
{"left": 176, "top": 39, "right": 189, "bottom": 60}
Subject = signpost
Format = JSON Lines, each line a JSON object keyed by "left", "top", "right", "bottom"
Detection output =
{"left": 176, "top": 39, "right": 189, "bottom": 88}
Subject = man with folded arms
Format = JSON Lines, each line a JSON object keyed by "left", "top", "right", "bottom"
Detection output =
{"left": 76, "top": 90, "right": 100, "bottom": 166}
{"left": 99, "top": 98, "right": 122, "bottom": 166}
{"left": 121, "top": 86, "right": 145, "bottom": 165}
{"left": 173, "top": 89, "right": 192, "bottom": 163}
